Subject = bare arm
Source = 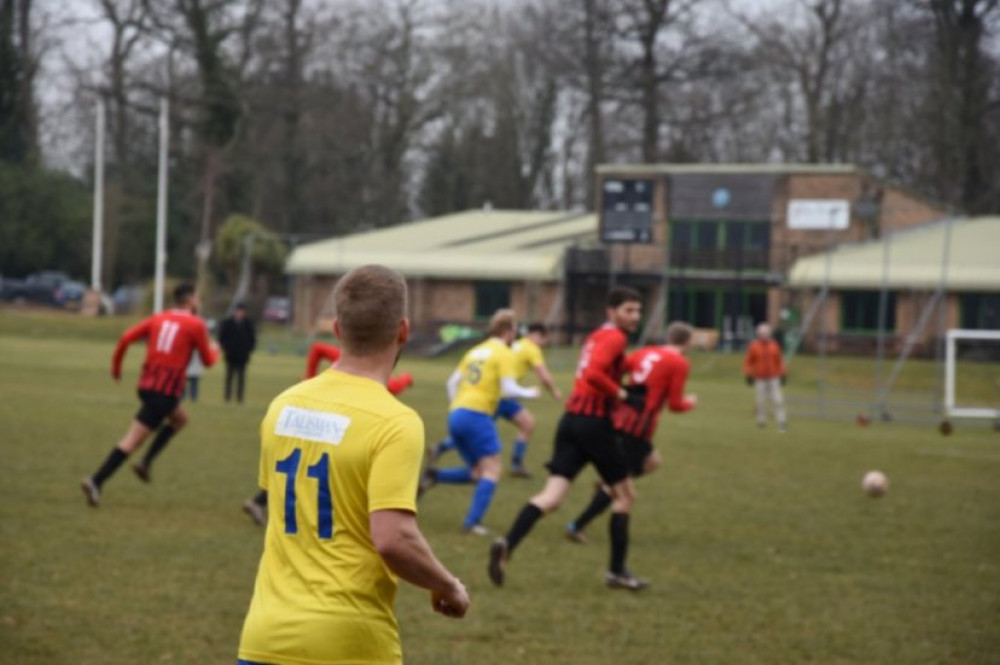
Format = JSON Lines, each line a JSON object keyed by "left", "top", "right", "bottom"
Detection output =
{"left": 446, "top": 369, "right": 462, "bottom": 401}
{"left": 532, "top": 364, "right": 564, "bottom": 401}
{"left": 370, "top": 509, "right": 469, "bottom": 618}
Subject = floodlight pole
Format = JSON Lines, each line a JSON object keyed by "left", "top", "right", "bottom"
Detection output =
{"left": 91, "top": 100, "right": 106, "bottom": 292}
{"left": 873, "top": 209, "right": 892, "bottom": 418}
{"left": 154, "top": 97, "right": 169, "bottom": 313}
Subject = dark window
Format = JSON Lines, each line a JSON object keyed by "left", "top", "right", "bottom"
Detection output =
{"left": 668, "top": 288, "right": 690, "bottom": 322}
{"left": 692, "top": 291, "right": 717, "bottom": 328}
{"left": 696, "top": 223, "right": 719, "bottom": 251}
{"left": 747, "top": 292, "right": 768, "bottom": 324}
{"left": 961, "top": 293, "right": 1000, "bottom": 330}
{"left": 746, "top": 223, "right": 770, "bottom": 251}
{"left": 725, "top": 222, "right": 746, "bottom": 251}
{"left": 474, "top": 282, "right": 510, "bottom": 319}
{"left": 842, "top": 290, "right": 896, "bottom": 332}
{"left": 671, "top": 221, "right": 692, "bottom": 249}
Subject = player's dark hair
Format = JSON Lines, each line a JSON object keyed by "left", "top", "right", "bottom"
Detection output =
{"left": 527, "top": 323, "right": 548, "bottom": 336}
{"left": 333, "top": 265, "right": 408, "bottom": 356}
{"left": 173, "top": 283, "right": 195, "bottom": 305}
{"left": 607, "top": 286, "right": 641, "bottom": 308}
{"left": 666, "top": 321, "right": 693, "bottom": 346}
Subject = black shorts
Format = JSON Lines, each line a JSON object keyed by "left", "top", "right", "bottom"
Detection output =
{"left": 545, "top": 413, "right": 629, "bottom": 486}
{"left": 135, "top": 390, "right": 179, "bottom": 430}
{"left": 619, "top": 432, "right": 654, "bottom": 477}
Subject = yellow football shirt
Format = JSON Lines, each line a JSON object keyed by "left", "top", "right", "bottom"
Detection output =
{"left": 511, "top": 337, "right": 544, "bottom": 380}
{"left": 449, "top": 337, "right": 516, "bottom": 415}
{"left": 238, "top": 369, "right": 424, "bottom": 665}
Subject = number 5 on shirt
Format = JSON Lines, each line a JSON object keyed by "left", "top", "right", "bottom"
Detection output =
{"left": 275, "top": 448, "right": 334, "bottom": 539}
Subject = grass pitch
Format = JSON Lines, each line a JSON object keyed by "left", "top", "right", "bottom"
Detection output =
{"left": 1, "top": 311, "right": 998, "bottom": 664}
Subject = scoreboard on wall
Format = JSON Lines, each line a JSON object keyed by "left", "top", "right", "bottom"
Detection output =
{"left": 600, "top": 178, "right": 654, "bottom": 243}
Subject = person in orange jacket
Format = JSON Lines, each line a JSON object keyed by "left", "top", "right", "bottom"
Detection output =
{"left": 743, "top": 323, "right": 787, "bottom": 431}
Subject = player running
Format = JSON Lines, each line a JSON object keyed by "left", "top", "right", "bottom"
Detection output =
{"left": 488, "top": 287, "right": 648, "bottom": 590}
{"left": 431, "top": 323, "right": 563, "bottom": 478}
{"left": 305, "top": 340, "right": 413, "bottom": 390}
{"left": 81, "top": 284, "right": 218, "bottom": 506}
{"left": 565, "top": 321, "right": 697, "bottom": 543}
{"left": 241, "top": 342, "right": 415, "bottom": 526}
{"left": 420, "top": 310, "right": 540, "bottom": 535}
{"left": 236, "top": 265, "right": 468, "bottom": 665}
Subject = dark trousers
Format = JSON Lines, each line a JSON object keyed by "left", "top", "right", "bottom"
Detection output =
{"left": 185, "top": 377, "right": 200, "bottom": 402}
{"left": 225, "top": 362, "right": 247, "bottom": 403}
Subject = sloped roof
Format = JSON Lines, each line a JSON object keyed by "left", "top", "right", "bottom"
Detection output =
{"left": 788, "top": 217, "right": 1000, "bottom": 291}
{"left": 286, "top": 210, "right": 598, "bottom": 280}
{"left": 597, "top": 163, "right": 859, "bottom": 176}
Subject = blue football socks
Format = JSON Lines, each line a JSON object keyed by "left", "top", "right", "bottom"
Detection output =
{"left": 511, "top": 438, "right": 528, "bottom": 468}
{"left": 463, "top": 478, "right": 498, "bottom": 529}
{"left": 436, "top": 467, "right": 474, "bottom": 484}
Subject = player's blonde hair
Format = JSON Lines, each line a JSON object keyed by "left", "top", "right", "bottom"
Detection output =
{"left": 665, "top": 321, "right": 693, "bottom": 346}
{"left": 488, "top": 309, "right": 517, "bottom": 337}
{"left": 332, "top": 265, "right": 408, "bottom": 356}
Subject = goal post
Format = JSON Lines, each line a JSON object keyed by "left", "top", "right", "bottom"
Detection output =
{"left": 944, "top": 329, "right": 1000, "bottom": 420}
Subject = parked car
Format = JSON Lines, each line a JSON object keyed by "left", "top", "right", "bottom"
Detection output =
{"left": 0, "top": 275, "right": 25, "bottom": 301}
{"left": 21, "top": 271, "right": 71, "bottom": 305}
{"left": 263, "top": 296, "right": 291, "bottom": 323}
{"left": 55, "top": 280, "right": 88, "bottom": 309}
{"left": 112, "top": 284, "right": 146, "bottom": 314}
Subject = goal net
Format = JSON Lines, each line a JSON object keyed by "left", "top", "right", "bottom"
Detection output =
{"left": 944, "top": 329, "right": 1000, "bottom": 421}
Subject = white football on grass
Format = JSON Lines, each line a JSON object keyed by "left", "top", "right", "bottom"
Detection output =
{"left": 862, "top": 471, "right": 889, "bottom": 498}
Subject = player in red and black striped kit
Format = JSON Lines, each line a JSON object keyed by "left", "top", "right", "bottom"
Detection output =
{"left": 566, "top": 321, "right": 697, "bottom": 542}
{"left": 81, "top": 284, "right": 218, "bottom": 507}
{"left": 488, "top": 287, "right": 647, "bottom": 590}
{"left": 304, "top": 341, "right": 413, "bottom": 392}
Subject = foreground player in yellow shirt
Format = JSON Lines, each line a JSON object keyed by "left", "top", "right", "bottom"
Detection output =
{"left": 237, "top": 265, "right": 469, "bottom": 665}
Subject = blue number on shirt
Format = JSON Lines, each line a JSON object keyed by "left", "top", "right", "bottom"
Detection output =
{"left": 275, "top": 448, "right": 333, "bottom": 539}
{"left": 307, "top": 453, "right": 333, "bottom": 539}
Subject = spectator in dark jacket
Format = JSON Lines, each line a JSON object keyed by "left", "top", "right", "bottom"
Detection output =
{"left": 219, "top": 303, "right": 256, "bottom": 403}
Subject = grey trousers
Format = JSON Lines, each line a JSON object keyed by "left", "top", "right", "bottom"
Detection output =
{"left": 754, "top": 378, "right": 786, "bottom": 427}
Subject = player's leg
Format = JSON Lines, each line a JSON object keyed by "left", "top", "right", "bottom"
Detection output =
{"left": 509, "top": 407, "right": 535, "bottom": 477}
{"left": 771, "top": 378, "right": 787, "bottom": 431}
{"left": 754, "top": 378, "right": 768, "bottom": 427}
{"left": 133, "top": 402, "right": 188, "bottom": 481}
{"left": 243, "top": 489, "right": 267, "bottom": 526}
{"left": 567, "top": 435, "right": 651, "bottom": 542}
{"left": 82, "top": 393, "right": 162, "bottom": 505}
{"left": 462, "top": 451, "right": 502, "bottom": 534}
{"left": 224, "top": 362, "right": 234, "bottom": 402}
{"left": 489, "top": 474, "right": 572, "bottom": 587}
{"left": 430, "top": 436, "right": 458, "bottom": 464}
{"left": 605, "top": 476, "right": 647, "bottom": 590}
{"left": 236, "top": 363, "right": 246, "bottom": 403}
{"left": 422, "top": 411, "right": 477, "bottom": 494}
{"left": 489, "top": 414, "right": 583, "bottom": 586}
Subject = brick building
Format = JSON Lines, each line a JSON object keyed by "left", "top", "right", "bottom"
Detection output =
{"left": 286, "top": 210, "right": 595, "bottom": 340}
{"left": 788, "top": 216, "right": 1000, "bottom": 354}
{"left": 585, "top": 163, "right": 951, "bottom": 344}
{"left": 286, "top": 164, "right": 960, "bottom": 348}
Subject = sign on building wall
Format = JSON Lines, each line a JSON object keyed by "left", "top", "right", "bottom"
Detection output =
{"left": 600, "top": 179, "right": 654, "bottom": 243}
{"left": 787, "top": 199, "right": 850, "bottom": 229}
{"left": 669, "top": 174, "right": 775, "bottom": 221}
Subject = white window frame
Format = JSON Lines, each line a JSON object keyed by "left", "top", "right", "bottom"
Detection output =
{"left": 944, "top": 329, "right": 1000, "bottom": 419}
